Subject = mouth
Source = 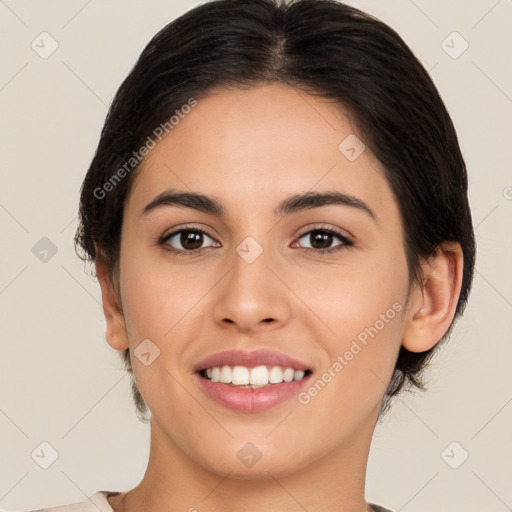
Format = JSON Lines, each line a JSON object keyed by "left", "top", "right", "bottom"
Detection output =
{"left": 198, "top": 365, "right": 313, "bottom": 388}
{"left": 193, "top": 349, "right": 314, "bottom": 412}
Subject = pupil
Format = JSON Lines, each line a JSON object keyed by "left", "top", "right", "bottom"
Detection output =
{"left": 312, "top": 231, "right": 332, "bottom": 249}
{"left": 181, "top": 231, "right": 203, "bottom": 250}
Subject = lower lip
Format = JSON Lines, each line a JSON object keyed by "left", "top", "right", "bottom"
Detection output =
{"left": 195, "top": 373, "right": 312, "bottom": 413}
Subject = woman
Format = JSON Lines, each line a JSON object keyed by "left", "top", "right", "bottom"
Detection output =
{"left": 34, "top": 0, "right": 475, "bottom": 510}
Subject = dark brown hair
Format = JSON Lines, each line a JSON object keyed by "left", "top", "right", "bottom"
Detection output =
{"left": 75, "top": 0, "right": 476, "bottom": 422}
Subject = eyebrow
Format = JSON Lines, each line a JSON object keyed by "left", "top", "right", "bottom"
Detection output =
{"left": 141, "top": 189, "right": 377, "bottom": 222}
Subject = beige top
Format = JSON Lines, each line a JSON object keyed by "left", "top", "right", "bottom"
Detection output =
{"left": 30, "top": 491, "right": 393, "bottom": 512}
{"left": 29, "top": 492, "right": 114, "bottom": 512}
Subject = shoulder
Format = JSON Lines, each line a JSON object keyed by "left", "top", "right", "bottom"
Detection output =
{"left": 369, "top": 504, "right": 394, "bottom": 512}
{"left": 27, "top": 492, "right": 116, "bottom": 512}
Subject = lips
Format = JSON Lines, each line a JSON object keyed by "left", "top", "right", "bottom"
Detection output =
{"left": 193, "top": 349, "right": 314, "bottom": 413}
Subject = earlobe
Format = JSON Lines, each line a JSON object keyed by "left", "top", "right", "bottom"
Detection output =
{"left": 402, "top": 242, "right": 464, "bottom": 353}
{"left": 95, "top": 255, "right": 129, "bottom": 351}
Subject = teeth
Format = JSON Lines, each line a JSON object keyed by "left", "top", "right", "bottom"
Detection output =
{"left": 294, "top": 370, "right": 305, "bottom": 380}
{"left": 202, "top": 365, "right": 308, "bottom": 386}
{"left": 250, "top": 365, "right": 269, "bottom": 386}
{"left": 283, "top": 368, "right": 295, "bottom": 382}
{"left": 211, "top": 367, "right": 220, "bottom": 382}
{"left": 220, "top": 365, "right": 232, "bottom": 384}
{"left": 232, "top": 366, "right": 249, "bottom": 385}
{"left": 269, "top": 366, "right": 283, "bottom": 383}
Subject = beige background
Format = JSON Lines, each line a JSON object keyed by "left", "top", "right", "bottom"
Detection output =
{"left": 0, "top": 1, "right": 511, "bottom": 511}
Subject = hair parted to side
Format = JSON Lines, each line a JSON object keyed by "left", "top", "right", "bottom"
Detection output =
{"left": 74, "top": 0, "right": 476, "bottom": 423}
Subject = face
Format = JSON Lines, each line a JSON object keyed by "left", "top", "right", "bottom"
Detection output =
{"left": 113, "top": 84, "right": 412, "bottom": 478}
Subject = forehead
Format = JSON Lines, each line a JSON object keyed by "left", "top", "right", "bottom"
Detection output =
{"left": 126, "top": 84, "right": 398, "bottom": 224}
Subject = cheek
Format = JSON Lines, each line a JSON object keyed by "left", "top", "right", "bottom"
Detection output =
{"left": 118, "top": 255, "right": 206, "bottom": 413}
{"left": 118, "top": 240, "right": 209, "bottom": 340}
{"left": 305, "top": 247, "right": 408, "bottom": 334}
{"left": 295, "top": 278, "right": 407, "bottom": 436}
{"left": 297, "top": 244, "right": 409, "bottom": 409}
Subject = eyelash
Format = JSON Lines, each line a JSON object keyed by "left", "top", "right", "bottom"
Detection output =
{"left": 293, "top": 226, "right": 354, "bottom": 255}
{"left": 158, "top": 224, "right": 354, "bottom": 257}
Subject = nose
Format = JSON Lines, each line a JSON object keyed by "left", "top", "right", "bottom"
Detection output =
{"left": 212, "top": 240, "right": 292, "bottom": 333}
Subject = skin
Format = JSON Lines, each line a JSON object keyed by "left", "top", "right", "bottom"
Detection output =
{"left": 96, "top": 83, "right": 463, "bottom": 512}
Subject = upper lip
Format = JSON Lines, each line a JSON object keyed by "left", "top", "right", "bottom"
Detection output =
{"left": 193, "top": 349, "right": 312, "bottom": 372}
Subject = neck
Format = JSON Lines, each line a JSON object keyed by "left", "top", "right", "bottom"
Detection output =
{"left": 113, "top": 409, "right": 379, "bottom": 512}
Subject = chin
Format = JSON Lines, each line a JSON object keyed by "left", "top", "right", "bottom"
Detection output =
{"left": 195, "top": 444, "right": 311, "bottom": 481}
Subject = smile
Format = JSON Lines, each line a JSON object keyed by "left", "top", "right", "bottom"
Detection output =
{"left": 200, "top": 365, "right": 311, "bottom": 388}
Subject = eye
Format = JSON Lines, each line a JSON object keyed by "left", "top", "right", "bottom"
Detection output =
{"left": 159, "top": 227, "right": 220, "bottom": 254}
{"left": 294, "top": 226, "right": 353, "bottom": 254}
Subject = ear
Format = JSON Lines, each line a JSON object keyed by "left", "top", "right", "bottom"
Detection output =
{"left": 95, "top": 254, "right": 129, "bottom": 351}
{"left": 402, "top": 241, "right": 464, "bottom": 353}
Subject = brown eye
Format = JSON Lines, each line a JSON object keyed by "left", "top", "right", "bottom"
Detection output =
{"left": 305, "top": 231, "right": 335, "bottom": 249}
{"left": 295, "top": 227, "right": 353, "bottom": 254}
{"left": 162, "top": 228, "right": 218, "bottom": 252}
